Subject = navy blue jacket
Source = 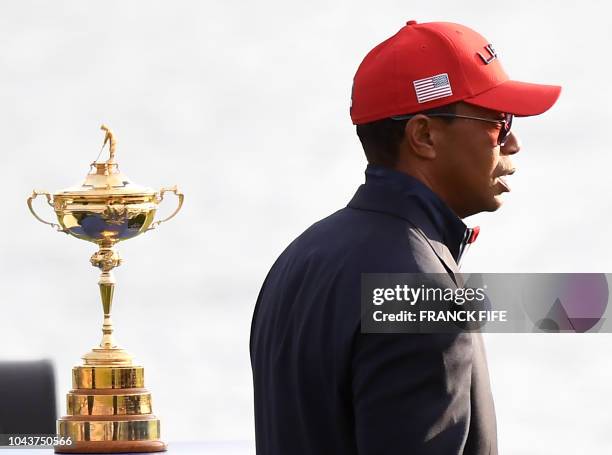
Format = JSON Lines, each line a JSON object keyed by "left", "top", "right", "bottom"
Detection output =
{"left": 250, "top": 166, "right": 497, "bottom": 454}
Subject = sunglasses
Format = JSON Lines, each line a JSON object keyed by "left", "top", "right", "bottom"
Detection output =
{"left": 391, "top": 112, "right": 514, "bottom": 146}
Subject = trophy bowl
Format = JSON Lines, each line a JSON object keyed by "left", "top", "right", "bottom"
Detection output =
{"left": 53, "top": 173, "right": 159, "bottom": 245}
{"left": 27, "top": 125, "right": 182, "bottom": 453}
{"left": 28, "top": 142, "right": 183, "bottom": 247}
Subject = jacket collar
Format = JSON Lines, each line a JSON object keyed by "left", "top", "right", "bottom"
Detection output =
{"left": 347, "top": 165, "right": 474, "bottom": 277}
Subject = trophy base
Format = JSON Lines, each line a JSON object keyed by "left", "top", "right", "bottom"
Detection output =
{"left": 55, "top": 440, "right": 166, "bottom": 453}
{"left": 56, "top": 365, "right": 166, "bottom": 454}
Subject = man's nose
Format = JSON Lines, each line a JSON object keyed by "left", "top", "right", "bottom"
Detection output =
{"left": 501, "top": 131, "right": 521, "bottom": 155}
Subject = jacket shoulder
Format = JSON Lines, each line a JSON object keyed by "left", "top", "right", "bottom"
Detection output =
{"left": 278, "top": 206, "right": 446, "bottom": 274}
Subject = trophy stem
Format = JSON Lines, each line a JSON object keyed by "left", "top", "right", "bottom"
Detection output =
{"left": 99, "top": 271, "right": 117, "bottom": 349}
{"left": 82, "top": 244, "right": 133, "bottom": 366}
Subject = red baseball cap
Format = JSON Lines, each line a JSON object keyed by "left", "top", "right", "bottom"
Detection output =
{"left": 350, "top": 20, "right": 561, "bottom": 124}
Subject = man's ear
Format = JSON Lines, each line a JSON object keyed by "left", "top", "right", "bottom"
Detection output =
{"left": 403, "top": 115, "right": 438, "bottom": 160}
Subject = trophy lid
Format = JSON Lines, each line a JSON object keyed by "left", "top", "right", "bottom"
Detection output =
{"left": 55, "top": 125, "right": 156, "bottom": 198}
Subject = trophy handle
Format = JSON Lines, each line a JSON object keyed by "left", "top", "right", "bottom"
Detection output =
{"left": 147, "top": 185, "right": 184, "bottom": 231}
{"left": 27, "top": 190, "right": 68, "bottom": 233}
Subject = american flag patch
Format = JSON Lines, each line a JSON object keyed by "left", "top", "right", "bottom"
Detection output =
{"left": 413, "top": 73, "right": 453, "bottom": 103}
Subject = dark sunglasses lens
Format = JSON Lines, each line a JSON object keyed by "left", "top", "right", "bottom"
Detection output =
{"left": 499, "top": 114, "right": 513, "bottom": 145}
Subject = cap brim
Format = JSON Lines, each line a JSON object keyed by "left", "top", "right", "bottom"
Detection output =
{"left": 463, "top": 80, "right": 562, "bottom": 117}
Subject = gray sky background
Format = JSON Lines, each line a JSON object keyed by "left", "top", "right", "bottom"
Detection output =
{"left": 1, "top": 0, "right": 611, "bottom": 453}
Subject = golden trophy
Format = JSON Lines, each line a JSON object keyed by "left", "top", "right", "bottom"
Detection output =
{"left": 27, "top": 125, "right": 183, "bottom": 453}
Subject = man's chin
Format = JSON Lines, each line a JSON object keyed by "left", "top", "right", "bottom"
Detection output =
{"left": 476, "top": 195, "right": 505, "bottom": 215}
{"left": 489, "top": 195, "right": 506, "bottom": 211}
{"left": 460, "top": 196, "right": 503, "bottom": 218}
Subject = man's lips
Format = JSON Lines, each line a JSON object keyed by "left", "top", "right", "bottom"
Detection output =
{"left": 494, "top": 168, "right": 516, "bottom": 192}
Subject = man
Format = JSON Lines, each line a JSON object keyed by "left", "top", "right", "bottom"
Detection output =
{"left": 250, "top": 20, "right": 560, "bottom": 454}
